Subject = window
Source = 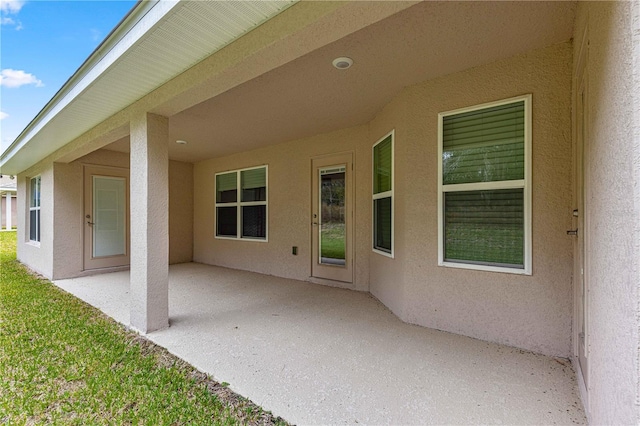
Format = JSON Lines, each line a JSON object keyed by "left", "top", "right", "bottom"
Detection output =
{"left": 438, "top": 95, "right": 531, "bottom": 274}
{"left": 215, "top": 166, "right": 267, "bottom": 240}
{"left": 373, "top": 131, "right": 394, "bottom": 257}
{"left": 29, "top": 176, "right": 41, "bottom": 242}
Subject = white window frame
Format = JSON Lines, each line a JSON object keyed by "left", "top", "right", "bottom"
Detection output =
{"left": 29, "top": 175, "right": 41, "bottom": 244}
{"left": 215, "top": 165, "right": 268, "bottom": 242}
{"left": 437, "top": 95, "right": 532, "bottom": 275}
{"left": 372, "top": 130, "right": 394, "bottom": 258}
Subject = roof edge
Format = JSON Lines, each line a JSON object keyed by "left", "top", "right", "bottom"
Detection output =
{"left": 0, "top": 0, "right": 164, "bottom": 168}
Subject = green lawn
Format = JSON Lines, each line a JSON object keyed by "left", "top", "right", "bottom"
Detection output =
{"left": 0, "top": 232, "right": 286, "bottom": 425}
{"left": 320, "top": 223, "right": 345, "bottom": 260}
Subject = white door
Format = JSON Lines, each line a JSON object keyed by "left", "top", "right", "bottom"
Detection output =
{"left": 311, "top": 153, "right": 353, "bottom": 283}
{"left": 573, "top": 45, "right": 589, "bottom": 389}
{"left": 84, "top": 166, "right": 130, "bottom": 270}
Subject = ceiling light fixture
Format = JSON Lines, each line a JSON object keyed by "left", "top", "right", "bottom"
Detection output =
{"left": 332, "top": 57, "right": 353, "bottom": 70}
{"left": 176, "top": 140, "right": 187, "bottom": 145}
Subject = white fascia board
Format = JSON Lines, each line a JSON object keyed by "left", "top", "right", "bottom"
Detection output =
{"left": 0, "top": 0, "right": 179, "bottom": 170}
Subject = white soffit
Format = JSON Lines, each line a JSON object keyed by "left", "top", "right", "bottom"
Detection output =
{"left": 0, "top": 0, "right": 295, "bottom": 174}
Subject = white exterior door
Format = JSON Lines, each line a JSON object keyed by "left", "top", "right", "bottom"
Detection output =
{"left": 84, "top": 166, "right": 130, "bottom": 270}
{"left": 573, "top": 39, "right": 589, "bottom": 393}
{"left": 311, "top": 153, "right": 353, "bottom": 283}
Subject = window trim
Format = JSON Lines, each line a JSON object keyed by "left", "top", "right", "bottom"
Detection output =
{"left": 29, "top": 175, "right": 41, "bottom": 244}
{"left": 372, "top": 130, "right": 394, "bottom": 258}
{"left": 437, "top": 95, "right": 532, "bottom": 275}
{"left": 214, "top": 165, "right": 268, "bottom": 242}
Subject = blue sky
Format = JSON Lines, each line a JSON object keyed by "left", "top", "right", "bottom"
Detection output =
{"left": 0, "top": 0, "right": 136, "bottom": 153}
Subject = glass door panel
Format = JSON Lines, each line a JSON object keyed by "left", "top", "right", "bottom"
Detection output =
{"left": 311, "top": 153, "right": 353, "bottom": 284}
{"left": 319, "top": 166, "right": 346, "bottom": 266}
{"left": 93, "top": 176, "right": 126, "bottom": 257}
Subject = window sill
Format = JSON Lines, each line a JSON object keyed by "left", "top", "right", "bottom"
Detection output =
{"left": 439, "top": 260, "right": 531, "bottom": 276}
{"left": 215, "top": 236, "right": 268, "bottom": 243}
{"left": 373, "top": 248, "right": 394, "bottom": 259}
{"left": 26, "top": 240, "right": 41, "bottom": 248}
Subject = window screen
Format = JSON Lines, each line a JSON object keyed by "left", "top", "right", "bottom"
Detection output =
{"left": 439, "top": 97, "right": 530, "bottom": 272}
{"left": 373, "top": 132, "right": 393, "bottom": 256}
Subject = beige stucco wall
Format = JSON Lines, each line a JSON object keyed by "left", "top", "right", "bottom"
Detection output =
{"left": 17, "top": 164, "right": 54, "bottom": 278}
{"left": 52, "top": 150, "right": 130, "bottom": 279}
{"left": 370, "top": 42, "right": 574, "bottom": 358}
{"left": 51, "top": 149, "right": 194, "bottom": 279}
{"left": 193, "top": 42, "right": 574, "bottom": 358}
{"left": 573, "top": 2, "right": 640, "bottom": 423}
{"left": 169, "top": 160, "right": 194, "bottom": 264}
{"left": 194, "top": 125, "right": 371, "bottom": 291}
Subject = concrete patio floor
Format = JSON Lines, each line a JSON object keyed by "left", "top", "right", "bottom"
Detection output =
{"left": 54, "top": 262, "right": 586, "bottom": 425}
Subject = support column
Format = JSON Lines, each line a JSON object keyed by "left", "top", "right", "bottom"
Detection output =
{"left": 5, "top": 192, "right": 12, "bottom": 230}
{"left": 129, "top": 113, "right": 169, "bottom": 333}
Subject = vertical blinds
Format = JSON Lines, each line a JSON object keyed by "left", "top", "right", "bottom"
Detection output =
{"left": 374, "top": 135, "right": 392, "bottom": 194}
{"left": 443, "top": 101, "right": 524, "bottom": 185}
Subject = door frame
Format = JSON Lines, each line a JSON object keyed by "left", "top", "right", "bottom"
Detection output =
{"left": 572, "top": 26, "right": 590, "bottom": 409}
{"left": 310, "top": 152, "right": 354, "bottom": 285}
{"left": 83, "top": 164, "right": 130, "bottom": 271}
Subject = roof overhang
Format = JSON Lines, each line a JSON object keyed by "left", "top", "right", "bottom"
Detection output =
{"left": 0, "top": 0, "right": 297, "bottom": 175}
{"left": 0, "top": 1, "right": 577, "bottom": 174}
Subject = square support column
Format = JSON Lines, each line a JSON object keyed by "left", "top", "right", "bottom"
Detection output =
{"left": 129, "top": 113, "right": 169, "bottom": 333}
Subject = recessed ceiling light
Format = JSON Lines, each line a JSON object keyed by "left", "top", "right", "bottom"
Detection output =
{"left": 332, "top": 57, "right": 353, "bottom": 70}
{"left": 176, "top": 140, "right": 187, "bottom": 145}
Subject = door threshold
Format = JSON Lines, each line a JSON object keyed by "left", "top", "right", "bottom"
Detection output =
{"left": 309, "top": 276, "right": 354, "bottom": 290}
{"left": 79, "top": 265, "right": 130, "bottom": 278}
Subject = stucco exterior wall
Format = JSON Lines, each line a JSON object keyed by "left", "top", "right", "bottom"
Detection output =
{"left": 52, "top": 150, "right": 130, "bottom": 279}
{"left": 193, "top": 125, "right": 371, "bottom": 291}
{"left": 573, "top": 2, "right": 640, "bottom": 423}
{"left": 193, "top": 42, "right": 574, "bottom": 358}
{"left": 51, "top": 149, "right": 193, "bottom": 279}
{"left": 169, "top": 160, "right": 194, "bottom": 264}
{"left": 367, "top": 42, "right": 574, "bottom": 357}
{"left": 17, "top": 164, "right": 54, "bottom": 278}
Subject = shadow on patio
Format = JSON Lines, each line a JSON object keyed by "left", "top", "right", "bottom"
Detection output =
{"left": 55, "top": 263, "right": 586, "bottom": 425}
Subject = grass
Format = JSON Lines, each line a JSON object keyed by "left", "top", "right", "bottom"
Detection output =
{"left": 0, "top": 232, "right": 287, "bottom": 425}
{"left": 320, "top": 222, "right": 345, "bottom": 259}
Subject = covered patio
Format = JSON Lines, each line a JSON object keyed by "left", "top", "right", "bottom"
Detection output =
{"left": 55, "top": 263, "right": 586, "bottom": 425}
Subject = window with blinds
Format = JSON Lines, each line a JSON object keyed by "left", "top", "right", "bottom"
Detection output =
{"left": 215, "top": 166, "right": 267, "bottom": 240}
{"left": 373, "top": 131, "right": 394, "bottom": 257}
{"left": 438, "top": 96, "right": 531, "bottom": 274}
{"left": 29, "top": 176, "right": 41, "bottom": 242}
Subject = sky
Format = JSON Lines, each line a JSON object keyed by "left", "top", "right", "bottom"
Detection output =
{"left": 0, "top": 0, "right": 137, "bottom": 154}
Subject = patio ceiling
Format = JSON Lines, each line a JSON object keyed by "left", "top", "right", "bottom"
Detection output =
{"left": 1, "top": 1, "right": 577, "bottom": 173}
{"left": 105, "top": 1, "right": 576, "bottom": 163}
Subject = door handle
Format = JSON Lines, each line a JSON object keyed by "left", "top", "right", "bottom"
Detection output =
{"left": 87, "top": 221, "right": 95, "bottom": 226}
{"left": 567, "top": 229, "right": 578, "bottom": 236}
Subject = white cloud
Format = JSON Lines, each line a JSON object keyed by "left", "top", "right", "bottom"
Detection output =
{"left": 0, "top": 111, "right": 8, "bottom": 120}
{"left": 0, "top": 0, "right": 24, "bottom": 14}
{"left": 0, "top": 69, "right": 43, "bottom": 88}
{"left": 1, "top": 0, "right": 23, "bottom": 28}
